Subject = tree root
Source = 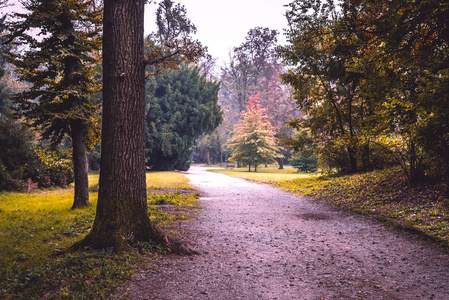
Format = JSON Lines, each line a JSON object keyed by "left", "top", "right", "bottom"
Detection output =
{"left": 66, "top": 230, "right": 198, "bottom": 256}
{"left": 162, "top": 235, "right": 198, "bottom": 256}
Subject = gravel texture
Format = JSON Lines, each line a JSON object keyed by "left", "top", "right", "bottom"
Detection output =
{"left": 116, "top": 166, "right": 449, "bottom": 299}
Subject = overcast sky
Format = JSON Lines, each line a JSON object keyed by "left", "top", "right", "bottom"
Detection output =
{"left": 145, "top": 0, "right": 290, "bottom": 64}
{"left": 4, "top": 0, "right": 290, "bottom": 64}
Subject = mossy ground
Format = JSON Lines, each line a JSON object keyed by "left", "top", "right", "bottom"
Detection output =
{"left": 210, "top": 166, "right": 449, "bottom": 249}
{"left": 0, "top": 171, "right": 199, "bottom": 299}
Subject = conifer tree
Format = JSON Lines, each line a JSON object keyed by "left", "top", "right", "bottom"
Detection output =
{"left": 145, "top": 64, "right": 222, "bottom": 171}
{"left": 227, "top": 94, "right": 281, "bottom": 172}
{"left": 3, "top": 0, "right": 102, "bottom": 208}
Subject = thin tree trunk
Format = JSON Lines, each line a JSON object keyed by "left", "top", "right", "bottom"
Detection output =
{"left": 361, "top": 143, "right": 370, "bottom": 171}
{"left": 71, "top": 120, "right": 89, "bottom": 209}
{"left": 278, "top": 157, "right": 284, "bottom": 169}
{"left": 347, "top": 145, "right": 358, "bottom": 174}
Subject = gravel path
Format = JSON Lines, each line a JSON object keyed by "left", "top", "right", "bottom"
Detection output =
{"left": 117, "top": 166, "right": 449, "bottom": 299}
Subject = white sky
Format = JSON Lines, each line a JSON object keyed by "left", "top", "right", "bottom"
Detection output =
{"left": 4, "top": 0, "right": 290, "bottom": 65}
{"left": 145, "top": 0, "right": 289, "bottom": 64}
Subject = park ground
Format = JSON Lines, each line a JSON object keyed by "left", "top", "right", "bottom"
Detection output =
{"left": 0, "top": 165, "right": 448, "bottom": 299}
{"left": 116, "top": 165, "right": 449, "bottom": 299}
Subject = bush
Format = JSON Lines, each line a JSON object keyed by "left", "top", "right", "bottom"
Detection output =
{"left": 0, "top": 117, "right": 74, "bottom": 192}
{"left": 291, "top": 152, "right": 318, "bottom": 173}
{"left": 0, "top": 117, "right": 41, "bottom": 191}
{"left": 34, "top": 146, "right": 74, "bottom": 188}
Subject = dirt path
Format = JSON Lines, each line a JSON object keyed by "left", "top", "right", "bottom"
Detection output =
{"left": 118, "top": 166, "right": 449, "bottom": 299}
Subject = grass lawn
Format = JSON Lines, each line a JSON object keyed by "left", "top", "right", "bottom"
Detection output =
{"left": 210, "top": 166, "right": 449, "bottom": 249}
{"left": 210, "top": 166, "right": 314, "bottom": 183}
{"left": 0, "top": 171, "right": 198, "bottom": 300}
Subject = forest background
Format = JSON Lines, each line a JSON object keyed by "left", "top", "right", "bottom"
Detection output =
{"left": 1, "top": 0, "right": 448, "bottom": 193}
{"left": 0, "top": 0, "right": 448, "bottom": 298}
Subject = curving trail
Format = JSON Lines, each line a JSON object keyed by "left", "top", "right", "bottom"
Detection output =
{"left": 118, "top": 165, "right": 449, "bottom": 299}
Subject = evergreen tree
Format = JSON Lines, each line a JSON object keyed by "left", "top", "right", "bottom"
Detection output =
{"left": 3, "top": 0, "right": 102, "bottom": 208}
{"left": 227, "top": 94, "right": 281, "bottom": 172}
{"left": 145, "top": 65, "right": 222, "bottom": 171}
{"left": 290, "top": 152, "right": 318, "bottom": 173}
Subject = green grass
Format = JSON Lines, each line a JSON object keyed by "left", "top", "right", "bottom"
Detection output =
{"left": 0, "top": 171, "right": 198, "bottom": 299}
{"left": 210, "top": 166, "right": 449, "bottom": 249}
{"left": 146, "top": 171, "right": 193, "bottom": 190}
{"left": 209, "top": 166, "right": 315, "bottom": 183}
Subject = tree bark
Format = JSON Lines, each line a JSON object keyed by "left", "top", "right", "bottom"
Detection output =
{"left": 278, "top": 157, "right": 284, "bottom": 169}
{"left": 347, "top": 144, "right": 358, "bottom": 174}
{"left": 71, "top": 120, "right": 89, "bottom": 209}
{"left": 72, "top": 0, "right": 192, "bottom": 253}
{"left": 206, "top": 148, "right": 210, "bottom": 165}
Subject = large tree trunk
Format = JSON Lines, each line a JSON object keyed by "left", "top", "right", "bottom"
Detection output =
{"left": 71, "top": 120, "right": 89, "bottom": 209}
{"left": 72, "top": 0, "right": 189, "bottom": 253}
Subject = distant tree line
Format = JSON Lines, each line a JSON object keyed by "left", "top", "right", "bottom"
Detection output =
{"left": 194, "top": 26, "right": 300, "bottom": 169}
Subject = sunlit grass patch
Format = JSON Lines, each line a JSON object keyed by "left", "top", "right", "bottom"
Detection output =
{"left": 0, "top": 188, "right": 99, "bottom": 299}
{"left": 209, "top": 166, "right": 315, "bottom": 184}
{"left": 148, "top": 191, "right": 200, "bottom": 228}
{"left": 0, "top": 170, "right": 198, "bottom": 299}
{"left": 148, "top": 191, "right": 199, "bottom": 206}
{"left": 146, "top": 171, "right": 194, "bottom": 190}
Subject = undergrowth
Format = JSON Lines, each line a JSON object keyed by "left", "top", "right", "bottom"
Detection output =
{"left": 0, "top": 171, "right": 199, "bottom": 299}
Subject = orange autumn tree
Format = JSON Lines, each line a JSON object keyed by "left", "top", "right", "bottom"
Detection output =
{"left": 227, "top": 94, "right": 281, "bottom": 172}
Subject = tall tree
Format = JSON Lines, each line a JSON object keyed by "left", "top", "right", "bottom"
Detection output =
{"left": 356, "top": 0, "right": 449, "bottom": 182}
{"left": 3, "top": 0, "right": 102, "bottom": 208}
{"left": 219, "top": 27, "right": 297, "bottom": 168}
{"left": 227, "top": 94, "right": 280, "bottom": 172}
{"left": 279, "top": 0, "right": 449, "bottom": 183}
{"left": 145, "top": 65, "right": 222, "bottom": 171}
{"left": 279, "top": 0, "right": 379, "bottom": 174}
{"left": 73, "top": 0, "right": 154, "bottom": 250}
{"left": 74, "top": 0, "right": 202, "bottom": 251}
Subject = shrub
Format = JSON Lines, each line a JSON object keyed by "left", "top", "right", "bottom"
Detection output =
{"left": 34, "top": 146, "right": 74, "bottom": 188}
{"left": 291, "top": 152, "right": 318, "bottom": 173}
{"left": 0, "top": 117, "right": 40, "bottom": 191}
{"left": 0, "top": 118, "right": 74, "bottom": 191}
